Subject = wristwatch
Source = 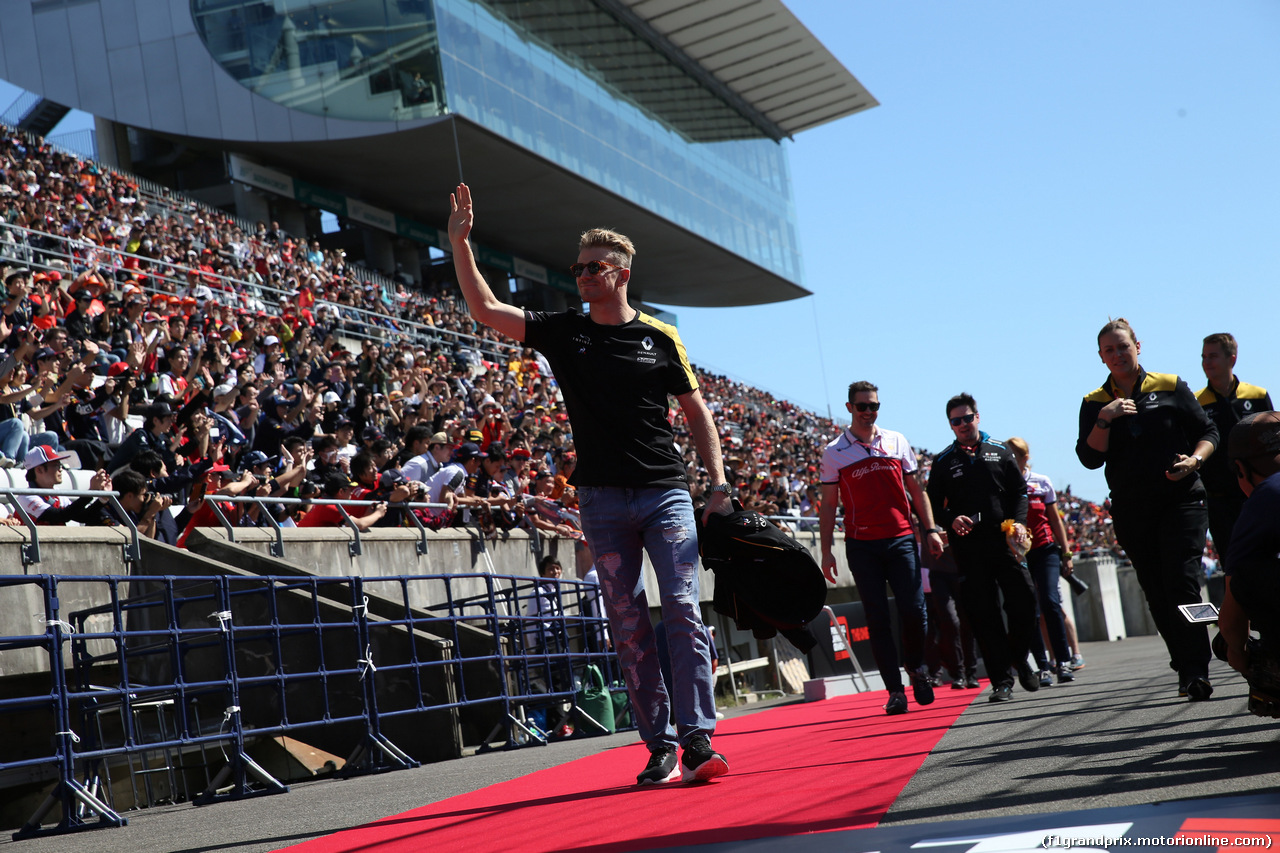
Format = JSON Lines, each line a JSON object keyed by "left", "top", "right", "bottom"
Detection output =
{"left": 1095, "top": 418, "right": 1111, "bottom": 430}
{"left": 708, "top": 483, "right": 732, "bottom": 496}
{"left": 927, "top": 526, "right": 944, "bottom": 535}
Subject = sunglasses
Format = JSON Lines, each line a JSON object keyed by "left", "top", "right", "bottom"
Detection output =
{"left": 949, "top": 413, "right": 977, "bottom": 426}
{"left": 853, "top": 402, "right": 880, "bottom": 412}
{"left": 569, "top": 260, "right": 623, "bottom": 278}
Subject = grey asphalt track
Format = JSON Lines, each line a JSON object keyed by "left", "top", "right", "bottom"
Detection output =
{"left": 4, "top": 635, "right": 1278, "bottom": 853}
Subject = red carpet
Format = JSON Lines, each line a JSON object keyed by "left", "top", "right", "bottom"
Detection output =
{"left": 284, "top": 687, "right": 980, "bottom": 853}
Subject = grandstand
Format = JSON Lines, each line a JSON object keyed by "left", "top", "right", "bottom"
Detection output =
{"left": 0, "top": 120, "right": 1120, "bottom": 556}
{"left": 0, "top": 1, "right": 1129, "bottom": 837}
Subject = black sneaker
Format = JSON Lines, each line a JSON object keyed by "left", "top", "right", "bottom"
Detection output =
{"left": 912, "top": 671, "right": 936, "bottom": 706}
{"left": 988, "top": 684, "right": 1014, "bottom": 703}
{"left": 636, "top": 747, "right": 678, "bottom": 785}
{"left": 1056, "top": 664, "right": 1076, "bottom": 684}
{"left": 1185, "top": 677, "right": 1213, "bottom": 701}
{"left": 1016, "top": 662, "right": 1041, "bottom": 692}
{"left": 884, "top": 690, "right": 908, "bottom": 715}
{"left": 950, "top": 678, "right": 966, "bottom": 690}
{"left": 680, "top": 734, "right": 729, "bottom": 783}
{"left": 964, "top": 673, "right": 980, "bottom": 689}
{"left": 1038, "top": 669, "right": 1053, "bottom": 688}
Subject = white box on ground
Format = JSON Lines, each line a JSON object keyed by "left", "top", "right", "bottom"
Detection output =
{"left": 803, "top": 672, "right": 885, "bottom": 701}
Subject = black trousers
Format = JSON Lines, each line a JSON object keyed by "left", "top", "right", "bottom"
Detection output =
{"left": 927, "top": 569, "right": 979, "bottom": 679}
{"left": 1206, "top": 488, "right": 1245, "bottom": 569}
{"left": 952, "top": 531, "right": 1038, "bottom": 689}
{"left": 1110, "top": 495, "right": 1211, "bottom": 680}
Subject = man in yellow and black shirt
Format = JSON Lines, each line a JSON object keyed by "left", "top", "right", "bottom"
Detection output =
{"left": 447, "top": 184, "right": 733, "bottom": 786}
{"left": 1197, "top": 333, "right": 1273, "bottom": 569}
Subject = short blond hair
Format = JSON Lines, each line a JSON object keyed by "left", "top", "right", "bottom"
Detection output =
{"left": 1005, "top": 436, "right": 1030, "bottom": 459}
{"left": 579, "top": 228, "right": 635, "bottom": 267}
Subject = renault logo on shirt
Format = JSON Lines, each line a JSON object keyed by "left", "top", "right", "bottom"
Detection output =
{"left": 642, "top": 336, "right": 653, "bottom": 351}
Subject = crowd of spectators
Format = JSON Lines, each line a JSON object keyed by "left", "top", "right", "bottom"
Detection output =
{"left": 0, "top": 124, "right": 1123, "bottom": 562}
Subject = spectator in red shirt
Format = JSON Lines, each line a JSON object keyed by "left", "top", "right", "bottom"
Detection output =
{"left": 299, "top": 470, "right": 387, "bottom": 529}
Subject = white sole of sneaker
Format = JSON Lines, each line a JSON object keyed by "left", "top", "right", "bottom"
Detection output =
{"left": 681, "top": 755, "right": 729, "bottom": 783}
{"left": 637, "top": 765, "right": 680, "bottom": 785}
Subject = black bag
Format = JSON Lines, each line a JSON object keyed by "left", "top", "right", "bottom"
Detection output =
{"left": 696, "top": 504, "right": 826, "bottom": 652}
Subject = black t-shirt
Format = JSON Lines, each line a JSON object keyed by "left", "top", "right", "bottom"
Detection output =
{"left": 523, "top": 309, "right": 696, "bottom": 489}
{"left": 1225, "top": 471, "right": 1280, "bottom": 634}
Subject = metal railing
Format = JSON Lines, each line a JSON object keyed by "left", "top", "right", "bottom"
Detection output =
{"left": 0, "top": 487, "right": 139, "bottom": 568}
{"left": 0, "top": 570, "right": 627, "bottom": 840}
{"left": 2, "top": 119, "right": 404, "bottom": 301}
{"left": 201, "top": 494, "right": 452, "bottom": 559}
{"left": 0, "top": 220, "right": 519, "bottom": 361}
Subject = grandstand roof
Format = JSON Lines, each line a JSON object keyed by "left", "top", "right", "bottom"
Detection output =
{"left": 484, "top": 0, "right": 879, "bottom": 142}
{"left": 216, "top": 115, "right": 813, "bottom": 307}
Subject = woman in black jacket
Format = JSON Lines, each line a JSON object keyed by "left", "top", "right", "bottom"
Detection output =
{"left": 1076, "top": 318, "right": 1218, "bottom": 700}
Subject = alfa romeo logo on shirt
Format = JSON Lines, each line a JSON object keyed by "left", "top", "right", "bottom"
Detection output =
{"left": 642, "top": 336, "right": 653, "bottom": 351}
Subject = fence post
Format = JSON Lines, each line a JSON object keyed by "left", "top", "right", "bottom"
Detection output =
{"left": 12, "top": 577, "right": 127, "bottom": 841}
{"left": 193, "top": 576, "right": 288, "bottom": 805}
{"left": 342, "top": 577, "right": 418, "bottom": 775}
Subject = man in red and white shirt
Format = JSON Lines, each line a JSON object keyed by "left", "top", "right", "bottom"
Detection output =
{"left": 820, "top": 381, "right": 945, "bottom": 716}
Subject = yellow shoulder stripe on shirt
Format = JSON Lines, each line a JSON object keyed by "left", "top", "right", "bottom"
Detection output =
{"left": 1237, "top": 382, "right": 1269, "bottom": 400}
{"left": 1084, "top": 386, "right": 1111, "bottom": 404}
{"left": 1196, "top": 382, "right": 1269, "bottom": 405}
{"left": 1141, "top": 372, "right": 1178, "bottom": 393}
{"left": 636, "top": 312, "right": 698, "bottom": 391}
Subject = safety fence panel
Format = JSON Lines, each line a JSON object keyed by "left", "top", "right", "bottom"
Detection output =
{"left": 0, "top": 572, "right": 629, "bottom": 842}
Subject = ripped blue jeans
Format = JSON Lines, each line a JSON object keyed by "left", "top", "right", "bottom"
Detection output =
{"left": 577, "top": 486, "right": 715, "bottom": 751}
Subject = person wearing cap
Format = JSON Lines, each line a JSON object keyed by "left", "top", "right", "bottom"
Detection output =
{"left": 468, "top": 442, "right": 519, "bottom": 531}
{"left": 422, "top": 441, "right": 498, "bottom": 529}
{"left": 448, "top": 186, "right": 732, "bottom": 785}
{"left": 253, "top": 334, "right": 281, "bottom": 375}
{"left": 1196, "top": 333, "right": 1274, "bottom": 572}
{"left": 253, "top": 389, "right": 308, "bottom": 458}
{"left": 299, "top": 470, "right": 388, "bottom": 529}
{"left": 176, "top": 463, "right": 262, "bottom": 547}
{"left": 17, "top": 445, "right": 113, "bottom": 525}
{"left": 333, "top": 418, "right": 358, "bottom": 462}
{"left": 64, "top": 289, "right": 96, "bottom": 343}
{"left": 111, "top": 469, "right": 174, "bottom": 541}
{"left": 1219, "top": 412, "right": 1280, "bottom": 680}
{"left": 400, "top": 426, "right": 451, "bottom": 483}
{"left": 504, "top": 446, "right": 533, "bottom": 496}
{"left": 363, "top": 467, "right": 423, "bottom": 528}
{"left": 108, "top": 401, "right": 178, "bottom": 474}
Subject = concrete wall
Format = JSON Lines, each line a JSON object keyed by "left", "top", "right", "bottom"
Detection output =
{"left": 0, "top": 528, "right": 1169, "bottom": 678}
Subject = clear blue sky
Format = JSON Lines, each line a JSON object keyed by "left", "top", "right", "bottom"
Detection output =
{"left": 653, "top": 0, "right": 1280, "bottom": 502}
{"left": 4, "top": 1, "right": 1279, "bottom": 501}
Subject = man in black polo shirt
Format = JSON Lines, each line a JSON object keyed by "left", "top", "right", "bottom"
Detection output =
{"left": 448, "top": 183, "right": 732, "bottom": 785}
{"left": 1196, "top": 332, "right": 1273, "bottom": 569}
{"left": 926, "top": 393, "right": 1039, "bottom": 703}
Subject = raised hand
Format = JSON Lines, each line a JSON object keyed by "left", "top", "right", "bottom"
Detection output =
{"left": 448, "top": 183, "right": 474, "bottom": 246}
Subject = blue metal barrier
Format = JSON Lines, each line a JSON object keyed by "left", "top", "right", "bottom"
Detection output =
{"left": 0, "top": 571, "right": 631, "bottom": 841}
